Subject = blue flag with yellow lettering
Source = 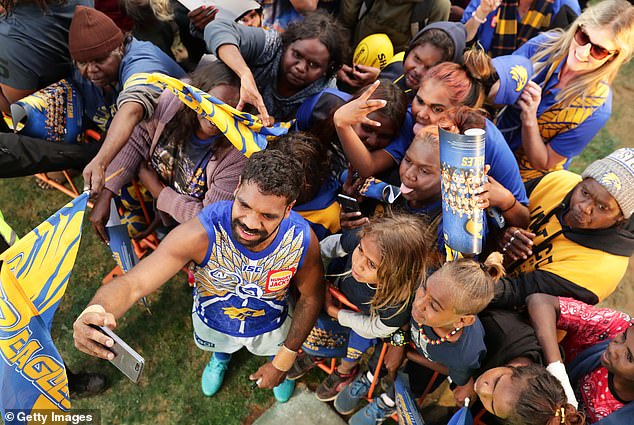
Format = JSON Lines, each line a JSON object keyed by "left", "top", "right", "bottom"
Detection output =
{"left": 145, "top": 73, "right": 293, "bottom": 157}
{"left": 0, "top": 192, "right": 89, "bottom": 422}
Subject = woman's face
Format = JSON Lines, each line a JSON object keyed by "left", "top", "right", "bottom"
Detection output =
{"left": 351, "top": 235, "right": 382, "bottom": 285}
{"left": 76, "top": 48, "right": 123, "bottom": 87}
{"left": 403, "top": 43, "right": 444, "bottom": 90}
{"left": 280, "top": 38, "right": 330, "bottom": 90}
{"left": 353, "top": 112, "right": 398, "bottom": 151}
{"left": 411, "top": 79, "right": 456, "bottom": 134}
{"left": 399, "top": 140, "right": 441, "bottom": 207}
{"left": 565, "top": 25, "right": 618, "bottom": 74}
{"left": 196, "top": 84, "right": 240, "bottom": 139}
{"left": 474, "top": 367, "right": 522, "bottom": 420}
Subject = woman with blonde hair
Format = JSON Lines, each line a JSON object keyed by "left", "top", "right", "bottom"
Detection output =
{"left": 497, "top": 0, "right": 634, "bottom": 181}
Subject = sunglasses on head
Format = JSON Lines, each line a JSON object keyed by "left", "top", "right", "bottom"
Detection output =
{"left": 574, "top": 26, "right": 618, "bottom": 60}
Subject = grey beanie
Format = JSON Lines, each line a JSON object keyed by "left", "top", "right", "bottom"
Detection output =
{"left": 581, "top": 148, "right": 634, "bottom": 219}
{"left": 405, "top": 21, "right": 467, "bottom": 65}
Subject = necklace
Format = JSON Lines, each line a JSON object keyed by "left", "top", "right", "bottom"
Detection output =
{"left": 418, "top": 325, "right": 462, "bottom": 345}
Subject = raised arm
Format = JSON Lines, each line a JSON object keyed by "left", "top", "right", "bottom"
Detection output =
{"left": 82, "top": 101, "right": 145, "bottom": 194}
{"left": 518, "top": 81, "right": 567, "bottom": 171}
{"left": 73, "top": 218, "right": 209, "bottom": 360}
{"left": 527, "top": 293, "right": 579, "bottom": 407}
{"left": 333, "top": 81, "right": 396, "bottom": 177}
{"left": 527, "top": 293, "right": 561, "bottom": 363}
{"left": 204, "top": 19, "right": 272, "bottom": 125}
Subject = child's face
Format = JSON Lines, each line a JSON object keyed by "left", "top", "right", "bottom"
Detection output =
{"left": 411, "top": 272, "right": 462, "bottom": 329}
{"left": 351, "top": 235, "right": 382, "bottom": 285}
{"left": 601, "top": 326, "right": 634, "bottom": 381}
{"left": 399, "top": 141, "right": 441, "bottom": 206}
{"left": 353, "top": 112, "right": 398, "bottom": 151}
{"left": 474, "top": 367, "right": 521, "bottom": 419}
{"left": 402, "top": 43, "right": 444, "bottom": 90}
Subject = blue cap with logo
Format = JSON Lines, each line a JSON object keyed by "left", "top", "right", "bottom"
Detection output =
{"left": 491, "top": 55, "right": 533, "bottom": 105}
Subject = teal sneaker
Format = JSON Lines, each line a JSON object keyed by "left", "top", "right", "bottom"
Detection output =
{"left": 272, "top": 378, "right": 296, "bottom": 403}
{"left": 201, "top": 354, "right": 230, "bottom": 397}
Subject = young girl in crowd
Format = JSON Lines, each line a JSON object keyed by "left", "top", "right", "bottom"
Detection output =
{"left": 337, "top": 254, "right": 503, "bottom": 425}
{"left": 497, "top": 0, "right": 634, "bottom": 181}
{"left": 204, "top": 11, "right": 349, "bottom": 123}
{"left": 475, "top": 364, "right": 585, "bottom": 425}
{"left": 288, "top": 214, "right": 434, "bottom": 402}
{"left": 89, "top": 61, "right": 246, "bottom": 241}
{"left": 295, "top": 79, "right": 408, "bottom": 176}
{"left": 380, "top": 21, "right": 466, "bottom": 96}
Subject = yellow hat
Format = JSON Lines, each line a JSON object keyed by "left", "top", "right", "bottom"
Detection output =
{"left": 353, "top": 34, "right": 394, "bottom": 70}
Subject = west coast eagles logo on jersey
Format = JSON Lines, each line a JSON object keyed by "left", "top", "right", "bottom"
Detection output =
{"left": 193, "top": 223, "right": 305, "bottom": 335}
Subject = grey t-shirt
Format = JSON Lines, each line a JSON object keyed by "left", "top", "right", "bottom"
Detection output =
{"left": 0, "top": 0, "right": 93, "bottom": 90}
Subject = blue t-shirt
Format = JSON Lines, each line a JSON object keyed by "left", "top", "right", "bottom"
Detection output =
{"left": 194, "top": 201, "right": 312, "bottom": 337}
{"left": 73, "top": 37, "right": 185, "bottom": 131}
{"left": 295, "top": 87, "right": 352, "bottom": 131}
{"left": 460, "top": 0, "right": 581, "bottom": 53}
{"left": 0, "top": 0, "right": 93, "bottom": 90}
{"left": 388, "top": 115, "right": 528, "bottom": 206}
{"left": 497, "top": 32, "right": 612, "bottom": 170}
{"left": 410, "top": 317, "right": 487, "bottom": 386}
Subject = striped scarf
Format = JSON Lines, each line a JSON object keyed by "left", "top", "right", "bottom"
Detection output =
{"left": 490, "top": 0, "right": 555, "bottom": 57}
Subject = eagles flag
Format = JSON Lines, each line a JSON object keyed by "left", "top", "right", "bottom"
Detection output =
{"left": 0, "top": 192, "right": 89, "bottom": 422}
{"left": 394, "top": 371, "right": 426, "bottom": 425}
{"left": 145, "top": 73, "right": 293, "bottom": 157}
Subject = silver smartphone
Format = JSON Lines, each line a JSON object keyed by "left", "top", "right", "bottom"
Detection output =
{"left": 91, "top": 325, "right": 144, "bottom": 383}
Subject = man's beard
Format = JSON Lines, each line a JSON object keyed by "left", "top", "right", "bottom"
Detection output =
{"left": 231, "top": 219, "right": 272, "bottom": 247}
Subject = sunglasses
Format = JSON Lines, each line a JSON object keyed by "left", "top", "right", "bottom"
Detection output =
{"left": 574, "top": 26, "right": 618, "bottom": 60}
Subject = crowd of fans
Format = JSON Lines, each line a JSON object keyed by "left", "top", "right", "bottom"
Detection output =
{"left": 1, "top": 0, "right": 634, "bottom": 424}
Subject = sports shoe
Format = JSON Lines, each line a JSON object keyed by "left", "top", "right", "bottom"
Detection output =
{"left": 287, "top": 352, "right": 319, "bottom": 380}
{"left": 273, "top": 378, "right": 296, "bottom": 403}
{"left": 334, "top": 371, "right": 372, "bottom": 414}
{"left": 201, "top": 354, "right": 230, "bottom": 397}
{"left": 348, "top": 396, "right": 395, "bottom": 425}
{"left": 315, "top": 366, "right": 358, "bottom": 402}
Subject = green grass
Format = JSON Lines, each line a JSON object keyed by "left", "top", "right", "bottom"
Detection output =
{"left": 0, "top": 176, "right": 278, "bottom": 425}
{"left": 1, "top": 58, "right": 632, "bottom": 424}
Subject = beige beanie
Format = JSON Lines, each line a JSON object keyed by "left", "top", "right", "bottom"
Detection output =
{"left": 581, "top": 148, "right": 634, "bottom": 219}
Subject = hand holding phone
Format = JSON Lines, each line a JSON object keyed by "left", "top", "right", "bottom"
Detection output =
{"left": 337, "top": 193, "right": 360, "bottom": 213}
{"left": 90, "top": 325, "right": 145, "bottom": 383}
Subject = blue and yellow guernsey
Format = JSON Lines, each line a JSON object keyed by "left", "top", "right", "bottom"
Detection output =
{"left": 193, "top": 201, "right": 311, "bottom": 337}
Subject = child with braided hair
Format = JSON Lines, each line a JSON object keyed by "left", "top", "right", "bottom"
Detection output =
{"left": 475, "top": 364, "right": 586, "bottom": 425}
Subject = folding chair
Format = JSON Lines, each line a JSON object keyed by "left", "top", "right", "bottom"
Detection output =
{"left": 314, "top": 285, "right": 442, "bottom": 417}
{"left": 33, "top": 129, "right": 101, "bottom": 201}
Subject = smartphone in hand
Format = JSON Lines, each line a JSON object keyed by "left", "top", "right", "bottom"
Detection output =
{"left": 91, "top": 325, "right": 144, "bottom": 383}
{"left": 337, "top": 194, "right": 361, "bottom": 213}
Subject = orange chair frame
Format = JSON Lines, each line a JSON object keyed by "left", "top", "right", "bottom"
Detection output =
{"left": 314, "top": 285, "right": 442, "bottom": 416}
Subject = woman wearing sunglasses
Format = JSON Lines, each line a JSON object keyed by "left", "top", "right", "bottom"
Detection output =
{"left": 497, "top": 0, "right": 634, "bottom": 182}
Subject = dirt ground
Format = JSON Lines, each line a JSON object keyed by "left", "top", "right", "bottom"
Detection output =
{"left": 596, "top": 62, "right": 634, "bottom": 315}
